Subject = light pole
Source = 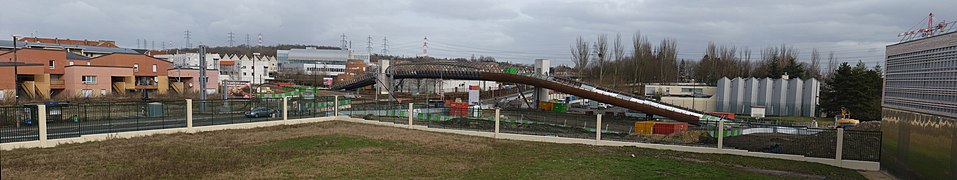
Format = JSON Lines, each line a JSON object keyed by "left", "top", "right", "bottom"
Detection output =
{"left": 12, "top": 34, "right": 20, "bottom": 105}
{"left": 252, "top": 52, "right": 260, "bottom": 96}
{"left": 691, "top": 79, "right": 696, "bottom": 111}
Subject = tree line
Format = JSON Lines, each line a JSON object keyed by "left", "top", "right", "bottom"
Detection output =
{"left": 570, "top": 32, "right": 884, "bottom": 120}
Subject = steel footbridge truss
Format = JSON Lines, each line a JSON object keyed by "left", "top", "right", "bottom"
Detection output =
{"left": 332, "top": 61, "right": 728, "bottom": 124}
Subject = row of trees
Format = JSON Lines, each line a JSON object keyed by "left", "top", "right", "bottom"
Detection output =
{"left": 570, "top": 32, "right": 883, "bottom": 120}
{"left": 570, "top": 32, "right": 681, "bottom": 88}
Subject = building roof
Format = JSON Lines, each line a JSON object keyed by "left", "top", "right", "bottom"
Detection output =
{"left": 0, "top": 62, "right": 44, "bottom": 66}
{"left": 66, "top": 52, "right": 91, "bottom": 60}
{"left": 0, "top": 40, "right": 139, "bottom": 54}
{"left": 18, "top": 37, "right": 120, "bottom": 48}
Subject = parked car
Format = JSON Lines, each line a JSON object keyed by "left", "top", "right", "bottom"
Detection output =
{"left": 245, "top": 107, "right": 276, "bottom": 118}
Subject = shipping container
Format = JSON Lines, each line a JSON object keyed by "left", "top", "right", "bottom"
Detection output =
{"left": 503, "top": 67, "right": 519, "bottom": 74}
{"left": 552, "top": 103, "right": 568, "bottom": 113}
{"left": 539, "top": 101, "right": 554, "bottom": 111}
{"left": 653, "top": 122, "right": 689, "bottom": 135}
{"left": 707, "top": 112, "right": 735, "bottom": 119}
{"left": 634, "top": 121, "right": 657, "bottom": 134}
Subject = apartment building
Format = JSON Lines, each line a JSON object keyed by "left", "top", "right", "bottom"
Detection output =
{"left": 0, "top": 47, "right": 216, "bottom": 100}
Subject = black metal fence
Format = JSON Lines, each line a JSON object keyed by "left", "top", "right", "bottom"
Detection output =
{"left": 0, "top": 105, "right": 39, "bottom": 143}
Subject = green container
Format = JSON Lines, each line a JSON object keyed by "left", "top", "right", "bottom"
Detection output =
{"left": 503, "top": 67, "right": 519, "bottom": 74}
{"left": 552, "top": 103, "right": 568, "bottom": 113}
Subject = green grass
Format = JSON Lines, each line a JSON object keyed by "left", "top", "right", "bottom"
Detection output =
{"left": 0, "top": 122, "right": 865, "bottom": 179}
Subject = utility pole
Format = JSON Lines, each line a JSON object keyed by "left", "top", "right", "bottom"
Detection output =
{"left": 199, "top": 45, "right": 208, "bottom": 112}
{"left": 228, "top": 32, "right": 235, "bottom": 47}
{"left": 12, "top": 35, "right": 20, "bottom": 105}
{"left": 184, "top": 30, "right": 192, "bottom": 48}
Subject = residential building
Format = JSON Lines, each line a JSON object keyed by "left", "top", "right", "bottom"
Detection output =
{"left": 154, "top": 53, "right": 221, "bottom": 70}
{"left": 226, "top": 54, "right": 276, "bottom": 84}
{"left": 0, "top": 47, "right": 213, "bottom": 100}
{"left": 1, "top": 40, "right": 139, "bottom": 58}
{"left": 881, "top": 31, "right": 957, "bottom": 179}
{"left": 18, "top": 37, "right": 120, "bottom": 48}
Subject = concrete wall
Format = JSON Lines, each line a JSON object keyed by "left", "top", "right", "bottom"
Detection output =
{"left": 786, "top": 79, "right": 804, "bottom": 116}
{"left": 802, "top": 79, "right": 820, "bottom": 117}
{"left": 716, "top": 78, "right": 730, "bottom": 112}
{"left": 729, "top": 77, "right": 744, "bottom": 113}
{"left": 716, "top": 77, "right": 819, "bottom": 117}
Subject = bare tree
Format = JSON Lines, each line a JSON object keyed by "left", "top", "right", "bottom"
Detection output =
{"left": 570, "top": 35, "right": 590, "bottom": 78}
{"left": 808, "top": 48, "right": 822, "bottom": 79}
{"left": 594, "top": 34, "right": 608, "bottom": 84}
{"left": 612, "top": 33, "right": 624, "bottom": 88}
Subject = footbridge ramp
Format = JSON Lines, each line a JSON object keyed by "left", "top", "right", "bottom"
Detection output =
{"left": 332, "top": 61, "right": 728, "bottom": 124}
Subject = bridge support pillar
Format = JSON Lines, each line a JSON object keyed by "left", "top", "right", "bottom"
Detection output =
{"left": 376, "top": 60, "right": 391, "bottom": 95}
{"left": 38, "top": 104, "right": 48, "bottom": 147}
{"left": 534, "top": 59, "right": 550, "bottom": 108}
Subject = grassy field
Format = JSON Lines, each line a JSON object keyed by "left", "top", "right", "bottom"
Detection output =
{"left": 0, "top": 121, "right": 864, "bottom": 179}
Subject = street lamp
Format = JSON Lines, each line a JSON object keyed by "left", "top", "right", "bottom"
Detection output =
{"left": 691, "top": 79, "right": 696, "bottom": 111}
{"left": 12, "top": 34, "right": 21, "bottom": 105}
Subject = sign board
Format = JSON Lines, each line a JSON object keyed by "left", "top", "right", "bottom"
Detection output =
{"left": 751, "top": 106, "right": 766, "bottom": 119}
{"left": 323, "top": 78, "right": 333, "bottom": 87}
{"left": 468, "top": 86, "right": 480, "bottom": 105}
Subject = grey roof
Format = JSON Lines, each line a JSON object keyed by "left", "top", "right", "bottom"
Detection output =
{"left": 0, "top": 40, "right": 139, "bottom": 54}
{"left": 66, "top": 52, "right": 91, "bottom": 60}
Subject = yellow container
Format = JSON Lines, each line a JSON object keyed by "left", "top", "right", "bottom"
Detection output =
{"left": 634, "top": 121, "right": 657, "bottom": 134}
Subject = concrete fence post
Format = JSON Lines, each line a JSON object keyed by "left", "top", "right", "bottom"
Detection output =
{"left": 334, "top": 96, "right": 339, "bottom": 117}
{"left": 37, "top": 104, "right": 47, "bottom": 146}
{"left": 836, "top": 128, "right": 844, "bottom": 160}
{"left": 718, "top": 120, "right": 725, "bottom": 149}
{"left": 494, "top": 108, "right": 500, "bottom": 138}
{"left": 283, "top": 97, "right": 288, "bottom": 120}
{"left": 407, "top": 103, "right": 413, "bottom": 128}
{"left": 186, "top": 99, "right": 193, "bottom": 130}
{"left": 595, "top": 114, "right": 602, "bottom": 145}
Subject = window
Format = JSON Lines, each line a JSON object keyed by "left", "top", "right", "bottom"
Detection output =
{"left": 152, "top": 64, "right": 157, "bottom": 72}
{"left": 49, "top": 60, "right": 55, "bottom": 69}
{"left": 82, "top": 76, "right": 97, "bottom": 84}
{"left": 134, "top": 64, "right": 139, "bottom": 72}
{"left": 80, "top": 90, "right": 93, "bottom": 97}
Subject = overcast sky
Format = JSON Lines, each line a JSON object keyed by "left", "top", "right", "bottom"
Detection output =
{"left": 2, "top": 0, "right": 954, "bottom": 66}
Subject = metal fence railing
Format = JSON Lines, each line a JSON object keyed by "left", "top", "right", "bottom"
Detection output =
{"left": 1, "top": 96, "right": 883, "bottom": 163}
{"left": 0, "top": 105, "right": 39, "bottom": 143}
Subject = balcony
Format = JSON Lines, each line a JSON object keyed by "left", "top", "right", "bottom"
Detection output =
{"left": 50, "top": 80, "right": 65, "bottom": 89}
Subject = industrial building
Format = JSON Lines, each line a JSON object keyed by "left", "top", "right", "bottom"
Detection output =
{"left": 881, "top": 30, "right": 957, "bottom": 179}
{"left": 643, "top": 83, "right": 717, "bottom": 112}
{"left": 715, "top": 76, "right": 820, "bottom": 117}
{"left": 277, "top": 47, "right": 353, "bottom": 75}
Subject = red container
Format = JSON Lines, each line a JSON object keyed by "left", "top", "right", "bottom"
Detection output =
{"left": 449, "top": 109, "right": 468, "bottom": 116}
{"left": 707, "top": 112, "right": 735, "bottom": 119}
{"left": 451, "top": 102, "right": 469, "bottom": 110}
{"left": 653, "top": 122, "right": 689, "bottom": 135}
